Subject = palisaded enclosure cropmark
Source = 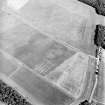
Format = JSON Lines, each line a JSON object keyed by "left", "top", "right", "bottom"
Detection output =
{"left": 5, "top": 0, "right": 97, "bottom": 55}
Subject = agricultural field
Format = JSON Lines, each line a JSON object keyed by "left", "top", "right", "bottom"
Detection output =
{"left": 0, "top": 0, "right": 105, "bottom": 105}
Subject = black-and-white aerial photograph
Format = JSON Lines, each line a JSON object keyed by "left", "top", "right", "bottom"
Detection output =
{"left": 0, "top": 0, "right": 105, "bottom": 105}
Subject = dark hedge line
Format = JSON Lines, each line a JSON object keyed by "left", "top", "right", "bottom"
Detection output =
{"left": 0, "top": 79, "right": 32, "bottom": 105}
{"left": 78, "top": 0, "right": 105, "bottom": 16}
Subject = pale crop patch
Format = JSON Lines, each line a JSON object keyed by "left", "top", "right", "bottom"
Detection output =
{"left": 7, "top": 0, "right": 29, "bottom": 10}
